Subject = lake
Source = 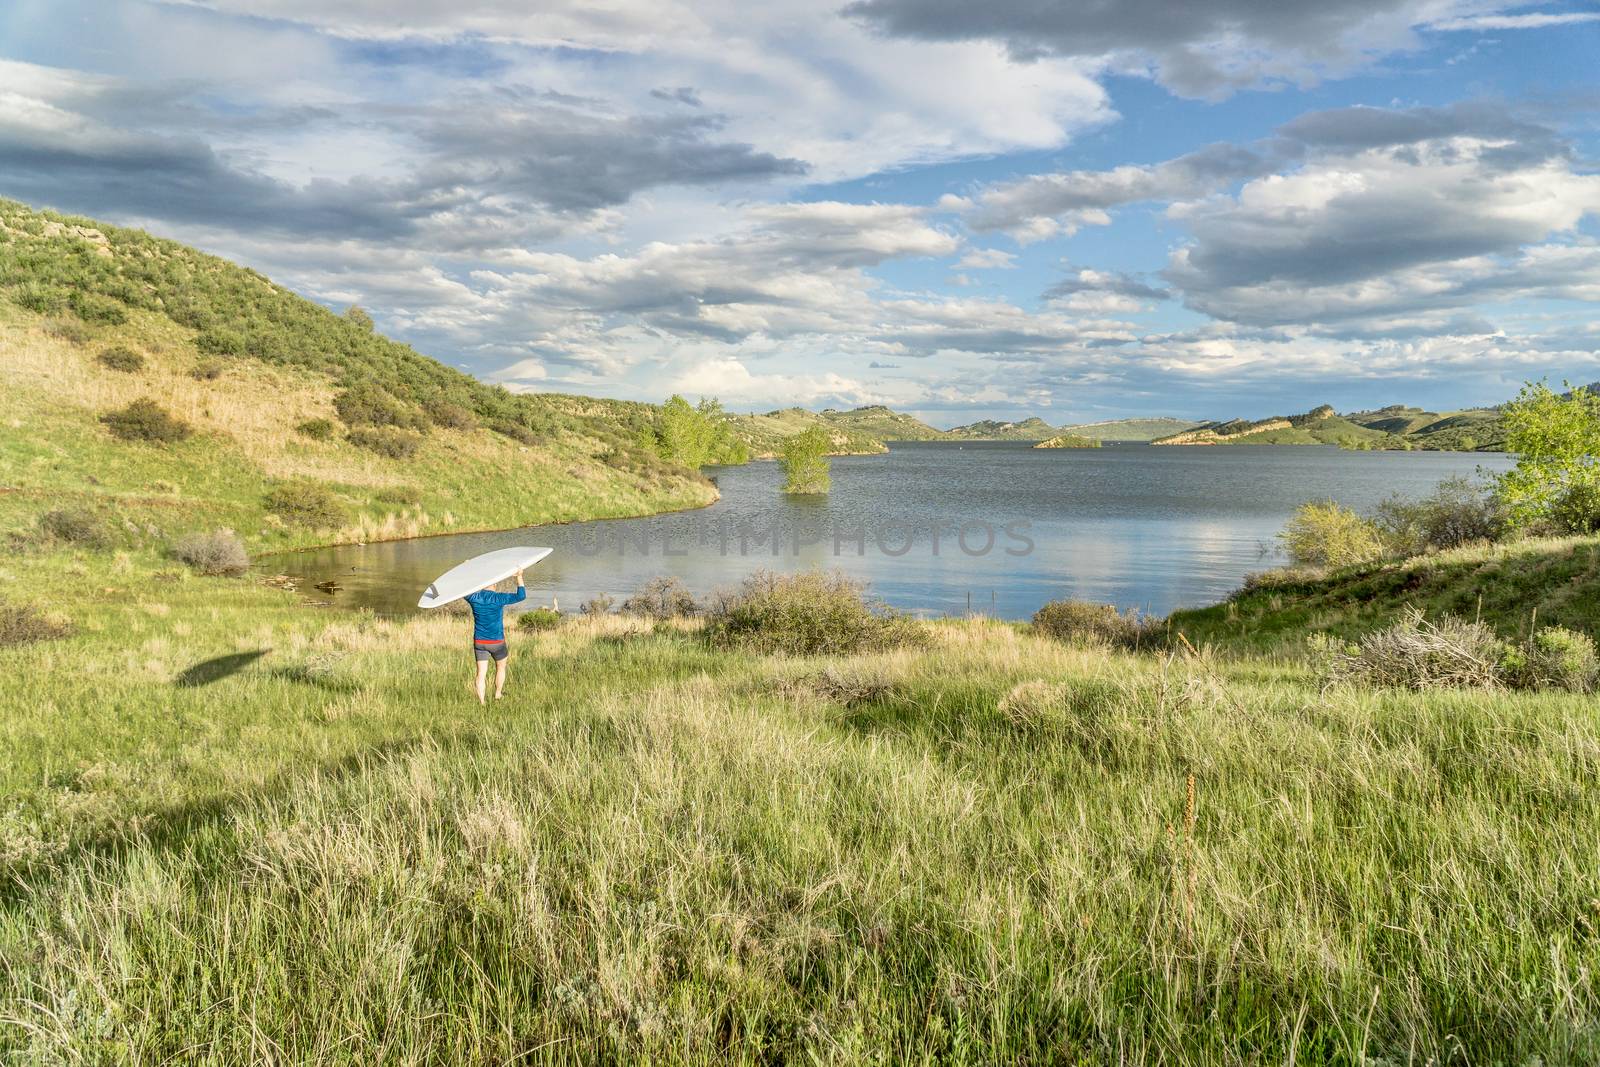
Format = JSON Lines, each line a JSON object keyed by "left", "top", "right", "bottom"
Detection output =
{"left": 263, "top": 442, "right": 1512, "bottom": 620}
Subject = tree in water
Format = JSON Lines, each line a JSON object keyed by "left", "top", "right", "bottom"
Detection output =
{"left": 781, "top": 426, "right": 832, "bottom": 494}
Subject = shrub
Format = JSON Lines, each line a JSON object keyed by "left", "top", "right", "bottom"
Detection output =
{"left": 516, "top": 607, "right": 561, "bottom": 633}
{"left": 68, "top": 291, "right": 127, "bottom": 325}
{"left": 1551, "top": 481, "right": 1600, "bottom": 536}
{"left": 373, "top": 485, "right": 422, "bottom": 507}
{"left": 1374, "top": 477, "right": 1503, "bottom": 555}
{"left": 580, "top": 593, "right": 616, "bottom": 616}
{"left": 429, "top": 401, "right": 477, "bottom": 431}
{"left": 189, "top": 360, "right": 224, "bottom": 381}
{"left": 705, "top": 570, "right": 922, "bottom": 655}
{"left": 492, "top": 421, "right": 540, "bottom": 446}
{"left": 0, "top": 601, "right": 72, "bottom": 647}
{"left": 334, "top": 382, "right": 427, "bottom": 430}
{"left": 1279, "top": 500, "right": 1384, "bottom": 569}
{"left": 172, "top": 529, "right": 249, "bottom": 577}
{"left": 1506, "top": 627, "right": 1599, "bottom": 693}
{"left": 264, "top": 481, "right": 345, "bottom": 529}
{"left": 1312, "top": 608, "right": 1506, "bottom": 691}
{"left": 1032, "top": 599, "right": 1152, "bottom": 649}
{"left": 348, "top": 426, "right": 423, "bottom": 460}
{"left": 621, "top": 576, "right": 699, "bottom": 621}
{"left": 195, "top": 328, "right": 246, "bottom": 357}
{"left": 37, "top": 507, "right": 111, "bottom": 550}
{"left": 96, "top": 345, "right": 144, "bottom": 372}
{"left": 15, "top": 283, "right": 68, "bottom": 314}
{"left": 780, "top": 426, "right": 831, "bottom": 494}
{"left": 296, "top": 418, "right": 335, "bottom": 441}
{"left": 101, "top": 398, "right": 191, "bottom": 443}
{"left": 42, "top": 316, "right": 92, "bottom": 344}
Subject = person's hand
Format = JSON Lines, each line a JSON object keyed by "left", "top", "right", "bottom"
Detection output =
{"left": 515, "top": 568, "right": 525, "bottom": 583}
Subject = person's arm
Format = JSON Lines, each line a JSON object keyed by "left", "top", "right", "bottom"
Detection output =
{"left": 510, "top": 569, "right": 526, "bottom": 604}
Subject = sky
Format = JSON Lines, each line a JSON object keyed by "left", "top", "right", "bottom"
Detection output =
{"left": 1, "top": 0, "right": 1597, "bottom": 427}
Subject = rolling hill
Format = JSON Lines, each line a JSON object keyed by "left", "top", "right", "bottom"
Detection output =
{"left": 945, "top": 417, "right": 1057, "bottom": 441}
{"left": 1154, "top": 403, "right": 1508, "bottom": 451}
{"left": 727, "top": 407, "right": 888, "bottom": 458}
{"left": 1033, "top": 432, "right": 1102, "bottom": 449}
{"left": 816, "top": 405, "right": 945, "bottom": 441}
{"left": 1056, "top": 417, "right": 1202, "bottom": 442}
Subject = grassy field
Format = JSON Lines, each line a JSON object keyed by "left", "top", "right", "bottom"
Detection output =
{"left": 4, "top": 537, "right": 1600, "bottom": 1064}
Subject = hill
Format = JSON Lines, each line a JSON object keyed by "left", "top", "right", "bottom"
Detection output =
{"left": 1155, "top": 405, "right": 1396, "bottom": 448}
{"left": 818, "top": 405, "right": 944, "bottom": 441}
{"left": 1032, "top": 432, "right": 1102, "bottom": 449}
{"left": 1345, "top": 405, "right": 1508, "bottom": 451}
{"left": 945, "top": 417, "right": 1057, "bottom": 441}
{"left": 726, "top": 407, "right": 887, "bottom": 459}
{"left": 1156, "top": 401, "right": 1509, "bottom": 451}
{"left": 0, "top": 199, "right": 717, "bottom": 552}
{"left": 1057, "top": 417, "right": 1202, "bottom": 442}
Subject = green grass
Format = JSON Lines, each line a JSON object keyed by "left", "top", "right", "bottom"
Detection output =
{"left": 4, "top": 543, "right": 1600, "bottom": 1063}
{"left": 725, "top": 407, "right": 887, "bottom": 459}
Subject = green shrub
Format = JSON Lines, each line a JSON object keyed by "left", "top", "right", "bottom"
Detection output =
{"left": 491, "top": 421, "right": 540, "bottom": 446}
{"left": 101, "top": 398, "right": 191, "bottom": 443}
{"left": 1031, "top": 599, "right": 1153, "bottom": 649}
{"left": 96, "top": 345, "right": 144, "bottom": 372}
{"left": 373, "top": 485, "right": 422, "bottom": 507}
{"left": 195, "top": 328, "right": 246, "bottom": 357}
{"left": 1279, "top": 500, "right": 1385, "bottom": 569}
{"left": 621, "top": 576, "right": 699, "bottom": 620}
{"left": 780, "top": 426, "right": 831, "bottom": 494}
{"left": 1551, "top": 481, "right": 1600, "bottom": 535}
{"left": 295, "top": 418, "right": 335, "bottom": 441}
{"left": 42, "top": 316, "right": 92, "bottom": 344}
{"left": 335, "top": 382, "right": 427, "bottom": 430}
{"left": 37, "top": 507, "right": 111, "bottom": 550}
{"left": 0, "top": 600, "right": 72, "bottom": 647}
{"left": 348, "top": 426, "right": 423, "bottom": 460}
{"left": 1374, "top": 477, "right": 1502, "bottom": 554}
{"left": 516, "top": 607, "right": 561, "bottom": 633}
{"left": 15, "top": 283, "right": 67, "bottom": 314}
{"left": 706, "top": 570, "right": 922, "bottom": 655}
{"left": 172, "top": 529, "right": 249, "bottom": 577}
{"left": 68, "top": 291, "right": 127, "bottom": 325}
{"left": 428, "top": 401, "right": 477, "bottom": 431}
{"left": 264, "top": 481, "right": 345, "bottom": 529}
{"left": 1507, "top": 627, "right": 1599, "bottom": 693}
{"left": 189, "top": 360, "right": 224, "bottom": 381}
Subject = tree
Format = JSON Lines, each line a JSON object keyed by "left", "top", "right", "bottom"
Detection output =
{"left": 1494, "top": 381, "right": 1600, "bottom": 533}
{"left": 653, "top": 395, "right": 749, "bottom": 468}
{"left": 781, "top": 426, "right": 832, "bottom": 495}
{"left": 344, "top": 305, "right": 374, "bottom": 332}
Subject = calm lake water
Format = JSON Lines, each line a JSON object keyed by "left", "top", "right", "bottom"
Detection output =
{"left": 263, "top": 442, "right": 1512, "bottom": 620}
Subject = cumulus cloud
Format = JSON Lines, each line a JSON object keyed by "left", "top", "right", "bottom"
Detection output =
{"left": 1045, "top": 268, "right": 1171, "bottom": 313}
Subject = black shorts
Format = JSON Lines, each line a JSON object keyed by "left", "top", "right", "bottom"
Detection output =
{"left": 473, "top": 640, "right": 508, "bottom": 662}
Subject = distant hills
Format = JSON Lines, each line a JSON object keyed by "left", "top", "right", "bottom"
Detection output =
{"left": 1151, "top": 403, "right": 1508, "bottom": 451}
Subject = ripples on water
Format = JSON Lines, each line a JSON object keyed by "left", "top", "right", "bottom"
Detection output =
{"left": 264, "top": 442, "right": 1512, "bottom": 620}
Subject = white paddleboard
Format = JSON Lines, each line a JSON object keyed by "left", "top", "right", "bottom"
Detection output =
{"left": 417, "top": 546, "right": 553, "bottom": 609}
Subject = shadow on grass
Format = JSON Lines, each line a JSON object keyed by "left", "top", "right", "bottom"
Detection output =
{"left": 175, "top": 649, "right": 270, "bottom": 687}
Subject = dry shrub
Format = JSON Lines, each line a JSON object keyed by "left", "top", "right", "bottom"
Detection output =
{"left": 172, "top": 529, "right": 249, "bottom": 577}
{"left": 37, "top": 507, "right": 111, "bottom": 550}
{"left": 0, "top": 601, "right": 72, "bottom": 647}
{"left": 96, "top": 345, "right": 144, "bottom": 372}
{"left": 1031, "top": 599, "right": 1153, "bottom": 649}
{"left": 1313, "top": 608, "right": 1505, "bottom": 691}
{"left": 348, "top": 426, "right": 423, "bottom": 459}
{"left": 189, "top": 360, "right": 224, "bottom": 381}
{"left": 622, "top": 576, "right": 698, "bottom": 620}
{"left": 101, "top": 398, "right": 191, "bottom": 443}
{"left": 42, "top": 316, "right": 92, "bottom": 344}
{"left": 296, "top": 418, "right": 335, "bottom": 441}
{"left": 807, "top": 665, "right": 896, "bottom": 706}
{"left": 580, "top": 593, "right": 616, "bottom": 616}
{"left": 706, "top": 570, "right": 922, "bottom": 656}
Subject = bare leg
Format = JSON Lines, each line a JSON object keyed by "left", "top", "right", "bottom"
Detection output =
{"left": 494, "top": 655, "right": 508, "bottom": 700}
{"left": 475, "top": 657, "right": 488, "bottom": 705}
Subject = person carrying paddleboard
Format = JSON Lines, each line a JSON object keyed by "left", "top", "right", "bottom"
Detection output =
{"left": 464, "top": 568, "right": 525, "bottom": 704}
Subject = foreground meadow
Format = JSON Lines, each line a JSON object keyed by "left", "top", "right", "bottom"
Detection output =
{"left": 3, "top": 551, "right": 1599, "bottom": 1064}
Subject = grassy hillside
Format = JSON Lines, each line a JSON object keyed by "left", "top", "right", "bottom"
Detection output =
{"left": 1172, "top": 534, "right": 1600, "bottom": 651}
{"left": 1058, "top": 417, "right": 1201, "bottom": 442}
{"left": 945, "top": 417, "right": 1056, "bottom": 441}
{"left": 817, "top": 404, "right": 945, "bottom": 441}
{"left": 1155, "top": 405, "right": 1397, "bottom": 448}
{"left": 0, "top": 200, "right": 717, "bottom": 552}
{"left": 727, "top": 407, "right": 888, "bottom": 458}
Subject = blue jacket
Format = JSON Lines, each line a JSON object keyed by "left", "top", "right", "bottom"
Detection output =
{"left": 464, "top": 586, "right": 525, "bottom": 642}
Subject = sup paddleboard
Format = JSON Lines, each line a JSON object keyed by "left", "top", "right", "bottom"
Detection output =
{"left": 417, "top": 546, "right": 553, "bottom": 609}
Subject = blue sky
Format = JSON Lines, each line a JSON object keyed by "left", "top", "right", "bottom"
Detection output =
{"left": 1, "top": 0, "right": 1597, "bottom": 427}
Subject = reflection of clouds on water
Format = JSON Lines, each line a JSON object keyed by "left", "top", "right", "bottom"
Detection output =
{"left": 264, "top": 443, "right": 1513, "bottom": 620}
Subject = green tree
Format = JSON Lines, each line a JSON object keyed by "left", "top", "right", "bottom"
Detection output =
{"left": 1495, "top": 381, "right": 1600, "bottom": 533}
{"left": 344, "top": 305, "right": 374, "bottom": 332}
{"left": 781, "top": 426, "right": 832, "bottom": 495}
{"left": 1278, "top": 500, "right": 1385, "bottom": 569}
{"left": 653, "top": 395, "right": 749, "bottom": 467}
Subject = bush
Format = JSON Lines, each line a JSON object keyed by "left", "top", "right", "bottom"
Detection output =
{"left": 68, "top": 291, "right": 127, "bottom": 325}
{"left": 492, "top": 420, "right": 540, "bottom": 446}
{"left": 37, "top": 507, "right": 111, "bottom": 550}
{"left": 1506, "top": 627, "right": 1599, "bottom": 693}
{"left": 1551, "top": 481, "right": 1600, "bottom": 535}
{"left": 1374, "top": 477, "right": 1502, "bottom": 555}
{"left": 373, "top": 485, "right": 422, "bottom": 507}
{"left": 172, "top": 529, "right": 249, "bottom": 577}
{"left": 15, "top": 283, "right": 68, "bottom": 314}
{"left": 0, "top": 601, "right": 72, "bottom": 647}
{"left": 705, "top": 570, "right": 922, "bottom": 655}
{"left": 621, "top": 576, "right": 699, "bottom": 621}
{"left": 348, "top": 426, "right": 422, "bottom": 459}
{"left": 296, "top": 418, "right": 335, "bottom": 441}
{"left": 1032, "top": 599, "right": 1152, "bottom": 649}
{"left": 264, "top": 481, "right": 345, "bottom": 529}
{"left": 1312, "top": 608, "right": 1507, "bottom": 691}
{"left": 516, "top": 607, "right": 561, "bottom": 633}
{"left": 190, "top": 360, "right": 224, "bottom": 381}
{"left": 1279, "top": 501, "right": 1384, "bottom": 569}
{"left": 195, "top": 328, "right": 246, "bottom": 357}
{"left": 580, "top": 593, "right": 616, "bottom": 616}
{"left": 334, "top": 382, "right": 427, "bottom": 431}
{"left": 101, "top": 398, "right": 191, "bottom": 443}
{"left": 96, "top": 345, "right": 144, "bottom": 372}
{"left": 429, "top": 401, "right": 477, "bottom": 431}
{"left": 781, "top": 426, "right": 831, "bottom": 494}
{"left": 42, "top": 316, "right": 92, "bottom": 344}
